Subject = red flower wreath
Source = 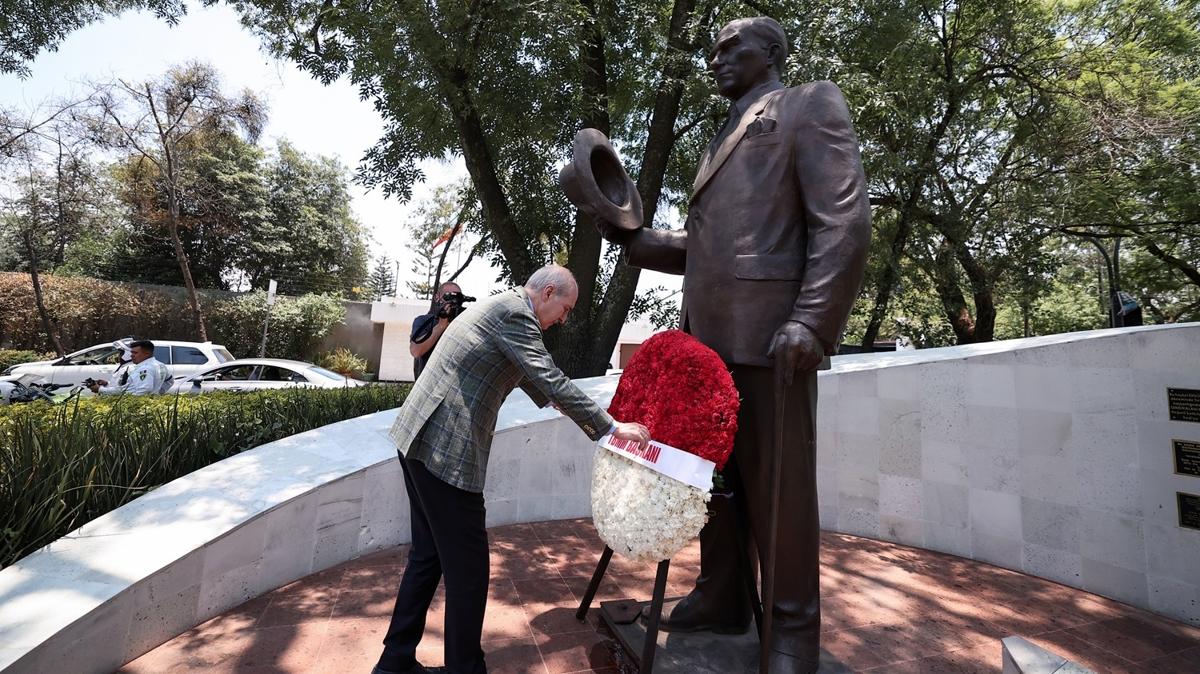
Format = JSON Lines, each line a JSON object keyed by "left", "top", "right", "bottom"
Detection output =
{"left": 607, "top": 330, "right": 739, "bottom": 471}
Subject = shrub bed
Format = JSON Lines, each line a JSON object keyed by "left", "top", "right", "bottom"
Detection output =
{"left": 0, "top": 349, "right": 56, "bottom": 372}
{"left": 0, "top": 384, "right": 408, "bottom": 568}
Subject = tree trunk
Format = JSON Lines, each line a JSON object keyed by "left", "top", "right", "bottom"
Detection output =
{"left": 586, "top": 0, "right": 699, "bottom": 375}
{"left": 442, "top": 68, "right": 536, "bottom": 285}
{"left": 168, "top": 189, "right": 208, "bottom": 340}
{"left": 862, "top": 211, "right": 914, "bottom": 349}
{"left": 931, "top": 242, "right": 976, "bottom": 344}
{"left": 952, "top": 243, "right": 995, "bottom": 342}
{"left": 23, "top": 232, "right": 66, "bottom": 356}
{"left": 552, "top": 0, "right": 611, "bottom": 376}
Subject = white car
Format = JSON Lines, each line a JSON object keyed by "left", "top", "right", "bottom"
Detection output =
{"left": 170, "top": 358, "right": 364, "bottom": 394}
{"left": 2, "top": 340, "right": 235, "bottom": 387}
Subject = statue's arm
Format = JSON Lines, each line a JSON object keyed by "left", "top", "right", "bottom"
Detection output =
{"left": 623, "top": 227, "right": 687, "bottom": 276}
{"left": 788, "top": 81, "right": 872, "bottom": 354}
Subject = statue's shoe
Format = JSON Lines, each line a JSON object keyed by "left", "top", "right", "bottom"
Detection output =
{"left": 643, "top": 594, "right": 751, "bottom": 634}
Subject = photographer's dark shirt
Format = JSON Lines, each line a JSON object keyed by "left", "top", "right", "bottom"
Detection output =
{"left": 410, "top": 311, "right": 440, "bottom": 380}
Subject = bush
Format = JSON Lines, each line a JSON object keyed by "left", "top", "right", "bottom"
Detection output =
{"left": 0, "top": 272, "right": 347, "bottom": 361}
{"left": 206, "top": 290, "right": 346, "bottom": 361}
{"left": 0, "top": 349, "right": 56, "bottom": 372}
{"left": 0, "top": 384, "right": 409, "bottom": 568}
{"left": 317, "top": 347, "right": 368, "bottom": 378}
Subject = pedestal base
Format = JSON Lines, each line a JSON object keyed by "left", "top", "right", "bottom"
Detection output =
{"left": 598, "top": 598, "right": 851, "bottom": 674}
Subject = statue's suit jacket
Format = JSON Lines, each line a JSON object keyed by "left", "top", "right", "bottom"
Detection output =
{"left": 627, "top": 80, "right": 871, "bottom": 365}
{"left": 389, "top": 288, "right": 612, "bottom": 493}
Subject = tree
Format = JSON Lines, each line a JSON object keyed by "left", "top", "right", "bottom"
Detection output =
{"left": 235, "top": 140, "right": 370, "bottom": 297}
{"left": 0, "top": 1, "right": 187, "bottom": 76}
{"left": 87, "top": 62, "right": 266, "bottom": 340}
{"left": 368, "top": 254, "right": 396, "bottom": 300}
{"left": 403, "top": 182, "right": 481, "bottom": 299}
{"left": 225, "top": 0, "right": 728, "bottom": 375}
{"left": 0, "top": 118, "right": 105, "bottom": 356}
{"left": 102, "top": 127, "right": 268, "bottom": 289}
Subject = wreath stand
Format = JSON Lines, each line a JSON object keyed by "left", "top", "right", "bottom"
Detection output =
{"left": 574, "top": 517, "right": 763, "bottom": 673}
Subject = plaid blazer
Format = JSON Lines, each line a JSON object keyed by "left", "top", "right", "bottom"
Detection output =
{"left": 388, "top": 288, "right": 613, "bottom": 492}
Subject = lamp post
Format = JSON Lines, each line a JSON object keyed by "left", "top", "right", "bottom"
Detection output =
{"left": 259, "top": 279, "right": 277, "bottom": 358}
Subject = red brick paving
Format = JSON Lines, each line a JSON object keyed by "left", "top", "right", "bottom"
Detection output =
{"left": 119, "top": 519, "right": 1200, "bottom": 673}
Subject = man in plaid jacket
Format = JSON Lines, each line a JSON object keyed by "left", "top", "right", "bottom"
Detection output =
{"left": 374, "top": 265, "right": 650, "bottom": 674}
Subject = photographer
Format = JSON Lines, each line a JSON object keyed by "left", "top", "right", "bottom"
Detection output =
{"left": 409, "top": 281, "right": 475, "bottom": 380}
{"left": 89, "top": 340, "right": 172, "bottom": 396}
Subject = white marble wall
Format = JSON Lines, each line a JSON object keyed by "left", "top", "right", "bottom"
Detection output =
{"left": 815, "top": 323, "right": 1200, "bottom": 625}
{"left": 0, "top": 377, "right": 616, "bottom": 674}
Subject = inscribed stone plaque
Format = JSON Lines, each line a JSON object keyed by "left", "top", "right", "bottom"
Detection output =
{"left": 1176, "top": 440, "right": 1200, "bottom": 478}
{"left": 1168, "top": 388, "right": 1200, "bottom": 423}
{"left": 1180, "top": 492, "right": 1200, "bottom": 531}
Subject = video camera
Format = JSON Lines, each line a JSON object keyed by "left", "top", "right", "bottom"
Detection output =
{"left": 437, "top": 291, "right": 477, "bottom": 320}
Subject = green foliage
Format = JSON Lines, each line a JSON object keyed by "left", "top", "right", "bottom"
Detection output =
{"left": 0, "top": 1, "right": 187, "bottom": 76}
{"left": 0, "top": 349, "right": 55, "bottom": 371}
{"left": 317, "top": 347, "right": 368, "bottom": 378}
{"left": 368, "top": 255, "right": 396, "bottom": 301}
{"left": 236, "top": 140, "right": 370, "bottom": 297}
{"left": 209, "top": 290, "right": 346, "bottom": 360}
{"left": 0, "top": 272, "right": 349, "bottom": 359}
{"left": 0, "top": 384, "right": 408, "bottom": 568}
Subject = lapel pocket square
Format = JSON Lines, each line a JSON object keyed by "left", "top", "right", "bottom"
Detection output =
{"left": 745, "top": 117, "right": 777, "bottom": 137}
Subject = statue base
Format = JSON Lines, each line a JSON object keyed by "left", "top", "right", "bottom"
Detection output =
{"left": 598, "top": 597, "right": 852, "bottom": 674}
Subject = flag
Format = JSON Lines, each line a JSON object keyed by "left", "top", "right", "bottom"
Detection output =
{"left": 432, "top": 223, "right": 461, "bottom": 250}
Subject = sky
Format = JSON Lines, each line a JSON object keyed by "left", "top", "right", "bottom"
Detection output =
{"left": 0, "top": 2, "right": 679, "bottom": 300}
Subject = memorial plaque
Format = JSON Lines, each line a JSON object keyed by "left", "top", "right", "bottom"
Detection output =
{"left": 1180, "top": 492, "right": 1200, "bottom": 531}
{"left": 1168, "top": 388, "right": 1200, "bottom": 423}
{"left": 1176, "top": 440, "right": 1200, "bottom": 478}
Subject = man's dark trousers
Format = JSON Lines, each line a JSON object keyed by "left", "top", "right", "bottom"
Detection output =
{"left": 379, "top": 456, "right": 489, "bottom": 674}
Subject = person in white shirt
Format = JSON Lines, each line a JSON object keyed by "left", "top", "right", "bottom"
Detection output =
{"left": 89, "top": 340, "right": 172, "bottom": 395}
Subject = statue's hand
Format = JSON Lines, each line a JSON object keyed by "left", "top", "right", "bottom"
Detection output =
{"left": 593, "top": 216, "right": 637, "bottom": 246}
{"left": 767, "top": 321, "right": 824, "bottom": 385}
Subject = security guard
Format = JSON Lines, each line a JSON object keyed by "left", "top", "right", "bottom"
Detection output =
{"left": 90, "top": 340, "right": 172, "bottom": 395}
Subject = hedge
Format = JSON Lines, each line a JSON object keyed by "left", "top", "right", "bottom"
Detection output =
{"left": 0, "top": 272, "right": 346, "bottom": 361}
{"left": 0, "top": 349, "right": 55, "bottom": 372}
{"left": 0, "top": 384, "right": 409, "bottom": 568}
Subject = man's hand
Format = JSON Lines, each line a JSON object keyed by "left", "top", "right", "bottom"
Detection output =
{"left": 89, "top": 379, "right": 107, "bottom": 393}
{"left": 612, "top": 421, "right": 651, "bottom": 450}
{"left": 593, "top": 216, "right": 637, "bottom": 246}
{"left": 767, "top": 321, "right": 824, "bottom": 386}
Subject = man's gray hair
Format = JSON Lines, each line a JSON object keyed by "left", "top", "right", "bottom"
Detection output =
{"left": 728, "top": 16, "right": 788, "bottom": 72}
{"left": 524, "top": 264, "right": 577, "bottom": 296}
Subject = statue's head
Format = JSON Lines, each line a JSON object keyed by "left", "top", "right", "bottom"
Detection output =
{"left": 708, "top": 17, "right": 788, "bottom": 100}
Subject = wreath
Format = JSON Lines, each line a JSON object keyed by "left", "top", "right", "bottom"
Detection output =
{"left": 591, "top": 330, "right": 739, "bottom": 562}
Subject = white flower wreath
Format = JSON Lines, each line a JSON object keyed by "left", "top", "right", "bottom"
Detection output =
{"left": 590, "top": 447, "right": 711, "bottom": 564}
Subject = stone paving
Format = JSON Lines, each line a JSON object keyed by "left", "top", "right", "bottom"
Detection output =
{"left": 120, "top": 518, "right": 1200, "bottom": 673}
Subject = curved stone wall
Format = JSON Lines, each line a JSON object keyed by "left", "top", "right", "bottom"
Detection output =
{"left": 0, "top": 377, "right": 616, "bottom": 674}
{"left": 1, "top": 323, "right": 1196, "bottom": 673}
{"left": 814, "top": 323, "right": 1200, "bottom": 626}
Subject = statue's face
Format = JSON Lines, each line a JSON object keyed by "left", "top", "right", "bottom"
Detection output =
{"left": 708, "top": 23, "right": 774, "bottom": 100}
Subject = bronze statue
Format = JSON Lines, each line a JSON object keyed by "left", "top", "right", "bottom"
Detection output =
{"left": 595, "top": 16, "right": 871, "bottom": 674}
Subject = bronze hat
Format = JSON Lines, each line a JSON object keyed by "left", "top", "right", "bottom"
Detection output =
{"left": 558, "top": 128, "right": 643, "bottom": 231}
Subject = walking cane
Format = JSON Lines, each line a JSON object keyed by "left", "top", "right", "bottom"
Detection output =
{"left": 760, "top": 350, "right": 788, "bottom": 674}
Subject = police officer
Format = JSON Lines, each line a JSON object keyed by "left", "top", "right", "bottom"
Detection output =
{"left": 90, "top": 340, "right": 172, "bottom": 395}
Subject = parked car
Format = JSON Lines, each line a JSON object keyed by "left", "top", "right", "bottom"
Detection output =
{"left": 169, "top": 358, "right": 364, "bottom": 394}
{"left": 2, "top": 340, "right": 235, "bottom": 387}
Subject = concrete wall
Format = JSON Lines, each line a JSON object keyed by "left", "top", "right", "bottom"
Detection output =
{"left": 318, "top": 301, "right": 384, "bottom": 374}
{"left": 814, "top": 323, "right": 1200, "bottom": 625}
